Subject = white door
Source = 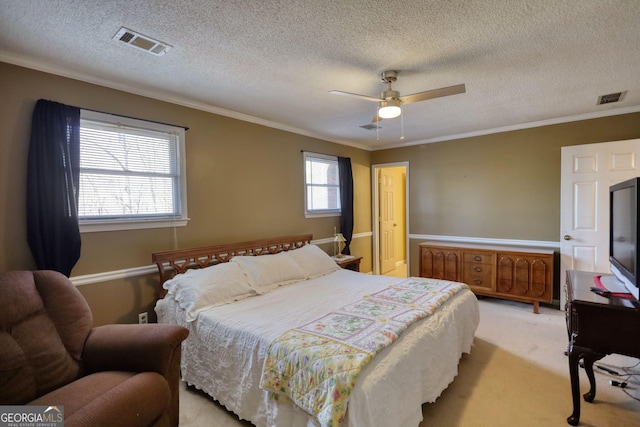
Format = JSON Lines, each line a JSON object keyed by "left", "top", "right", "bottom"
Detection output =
{"left": 560, "top": 138, "right": 640, "bottom": 308}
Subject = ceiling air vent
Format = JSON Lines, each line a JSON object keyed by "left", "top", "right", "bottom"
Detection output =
{"left": 113, "top": 27, "right": 172, "bottom": 56}
{"left": 597, "top": 91, "right": 625, "bottom": 105}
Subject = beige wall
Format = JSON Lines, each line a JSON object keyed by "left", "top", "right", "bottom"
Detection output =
{"left": 4, "top": 60, "right": 640, "bottom": 321}
{"left": 372, "top": 113, "right": 640, "bottom": 278}
{"left": 0, "top": 62, "right": 372, "bottom": 325}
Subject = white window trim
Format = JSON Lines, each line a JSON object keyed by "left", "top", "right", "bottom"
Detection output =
{"left": 304, "top": 211, "right": 340, "bottom": 219}
{"left": 303, "top": 151, "right": 341, "bottom": 218}
{"left": 78, "top": 110, "right": 189, "bottom": 233}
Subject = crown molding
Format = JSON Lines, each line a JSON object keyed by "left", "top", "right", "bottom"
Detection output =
{"left": 4, "top": 51, "right": 638, "bottom": 153}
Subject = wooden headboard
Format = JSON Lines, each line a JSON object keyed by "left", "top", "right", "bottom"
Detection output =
{"left": 151, "top": 234, "right": 313, "bottom": 296}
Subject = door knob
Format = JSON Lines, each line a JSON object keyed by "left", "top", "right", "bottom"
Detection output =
{"left": 563, "top": 235, "right": 571, "bottom": 240}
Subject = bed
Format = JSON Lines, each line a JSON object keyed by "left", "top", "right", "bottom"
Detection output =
{"left": 152, "top": 234, "right": 479, "bottom": 427}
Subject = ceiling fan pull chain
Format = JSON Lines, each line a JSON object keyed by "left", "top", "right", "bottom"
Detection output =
{"left": 400, "top": 106, "right": 405, "bottom": 140}
{"left": 376, "top": 107, "right": 380, "bottom": 141}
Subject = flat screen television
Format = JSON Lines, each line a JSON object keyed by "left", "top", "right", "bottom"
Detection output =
{"left": 609, "top": 177, "right": 640, "bottom": 299}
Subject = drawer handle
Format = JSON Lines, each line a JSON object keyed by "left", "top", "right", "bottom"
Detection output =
{"left": 473, "top": 256, "right": 482, "bottom": 262}
{"left": 474, "top": 279, "right": 482, "bottom": 285}
{"left": 474, "top": 266, "right": 482, "bottom": 272}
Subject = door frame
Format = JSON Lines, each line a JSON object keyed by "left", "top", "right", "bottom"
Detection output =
{"left": 371, "top": 162, "right": 409, "bottom": 275}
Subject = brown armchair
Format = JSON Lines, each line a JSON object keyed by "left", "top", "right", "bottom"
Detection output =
{"left": 0, "top": 270, "right": 189, "bottom": 427}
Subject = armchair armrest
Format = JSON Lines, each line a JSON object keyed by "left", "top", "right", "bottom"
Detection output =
{"left": 82, "top": 323, "right": 189, "bottom": 376}
{"left": 82, "top": 323, "right": 189, "bottom": 427}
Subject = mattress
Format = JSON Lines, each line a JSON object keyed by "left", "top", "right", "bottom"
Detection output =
{"left": 156, "top": 268, "right": 479, "bottom": 426}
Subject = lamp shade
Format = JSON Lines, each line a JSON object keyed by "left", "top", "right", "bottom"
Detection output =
{"left": 334, "top": 233, "right": 346, "bottom": 243}
{"left": 378, "top": 99, "right": 402, "bottom": 119}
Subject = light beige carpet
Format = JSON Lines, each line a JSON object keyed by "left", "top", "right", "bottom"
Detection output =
{"left": 178, "top": 298, "right": 640, "bottom": 426}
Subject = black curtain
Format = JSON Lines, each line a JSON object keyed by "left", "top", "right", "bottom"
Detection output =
{"left": 338, "top": 156, "right": 354, "bottom": 255}
{"left": 27, "top": 99, "right": 81, "bottom": 277}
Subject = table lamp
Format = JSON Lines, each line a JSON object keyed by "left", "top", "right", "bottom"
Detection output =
{"left": 334, "top": 233, "right": 346, "bottom": 258}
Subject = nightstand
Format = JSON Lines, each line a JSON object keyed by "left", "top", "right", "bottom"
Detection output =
{"left": 332, "top": 255, "right": 363, "bottom": 272}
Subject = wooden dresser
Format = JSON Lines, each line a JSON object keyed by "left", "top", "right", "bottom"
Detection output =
{"left": 419, "top": 241, "right": 554, "bottom": 313}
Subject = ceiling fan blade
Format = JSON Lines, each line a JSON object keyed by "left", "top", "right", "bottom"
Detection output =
{"left": 399, "top": 84, "right": 466, "bottom": 105}
{"left": 329, "top": 90, "right": 381, "bottom": 103}
{"left": 371, "top": 113, "right": 382, "bottom": 123}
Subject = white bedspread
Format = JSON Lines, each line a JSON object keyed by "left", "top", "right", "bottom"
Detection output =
{"left": 156, "top": 269, "right": 479, "bottom": 427}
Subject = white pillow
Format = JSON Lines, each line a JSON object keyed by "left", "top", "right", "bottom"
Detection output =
{"left": 162, "top": 262, "right": 256, "bottom": 321}
{"left": 231, "top": 251, "right": 306, "bottom": 293}
{"left": 287, "top": 244, "right": 341, "bottom": 278}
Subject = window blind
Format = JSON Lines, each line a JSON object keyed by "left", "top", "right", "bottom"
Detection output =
{"left": 79, "top": 118, "right": 181, "bottom": 219}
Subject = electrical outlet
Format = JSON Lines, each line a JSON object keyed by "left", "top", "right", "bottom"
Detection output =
{"left": 138, "top": 312, "right": 148, "bottom": 324}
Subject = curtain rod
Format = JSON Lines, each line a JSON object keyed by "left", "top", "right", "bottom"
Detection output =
{"left": 81, "top": 107, "right": 189, "bottom": 131}
{"left": 301, "top": 150, "right": 351, "bottom": 161}
{"left": 301, "top": 150, "right": 340, "bottom": 157}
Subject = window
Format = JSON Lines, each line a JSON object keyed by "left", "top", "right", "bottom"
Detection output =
{"left": 78, "top": 110, "right": 188, "bottom": 232}
{"left": 304, "top": 152, "right": 340, "bottom": 217}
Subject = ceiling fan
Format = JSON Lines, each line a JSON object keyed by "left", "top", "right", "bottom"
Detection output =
{"left": 329, "top": 70, "right": 466, "bottom": 122}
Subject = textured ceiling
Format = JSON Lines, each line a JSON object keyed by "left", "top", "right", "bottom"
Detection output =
{"left": 1, "top": 0, "right": 639, "bottom": 150}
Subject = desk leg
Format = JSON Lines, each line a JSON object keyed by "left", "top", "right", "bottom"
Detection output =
{"left": 567, "top": 345, "right": 605, "bottom": 426}
{"left": 582, "top": 350, "right": 604, "bottom": 403}
{"left": 567, "top": 345, "right": 582, "bottom": 426}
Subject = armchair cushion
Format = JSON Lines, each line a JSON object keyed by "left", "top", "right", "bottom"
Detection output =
{"left": 30, "top": 371, "right": 170, "bottom": 427}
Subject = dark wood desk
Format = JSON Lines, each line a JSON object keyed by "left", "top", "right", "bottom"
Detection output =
{"left": 565, "top": 270, "right": 640, "bottom": 425}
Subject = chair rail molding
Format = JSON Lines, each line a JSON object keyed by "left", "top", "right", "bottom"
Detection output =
{"left": 409, "top": 234, "right": 560, "bottom": 249}
{"left": 71, "top": 231, "right": 374, "bottom": 286}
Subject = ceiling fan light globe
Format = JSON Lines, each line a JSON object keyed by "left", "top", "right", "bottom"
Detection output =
{"left": 378, "top": 104, "right": 401, "bottom": 119}
{"left": 378, "top": 98, "right": 402, "bottom": 119}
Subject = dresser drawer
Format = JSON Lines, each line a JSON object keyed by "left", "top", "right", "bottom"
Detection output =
{"left": 463, "top": 252, "right": 493, "bottom": 264}
{"left": 463, "top": 265, "right": 494, "bottom": 289}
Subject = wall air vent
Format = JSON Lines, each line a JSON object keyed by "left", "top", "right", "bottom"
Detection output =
{"left": 360, "top": 124, "right": 380, "bottom": 130}
{"left": 597, "top": 91, "right": 625, "bottom": 105}
{"left": 113, "top": 27, "right": 172, "bottom": 56}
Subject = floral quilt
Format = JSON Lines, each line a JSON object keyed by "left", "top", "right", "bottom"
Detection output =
{"left": 260, "top": 277, "right": 468, "bottom": 427}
